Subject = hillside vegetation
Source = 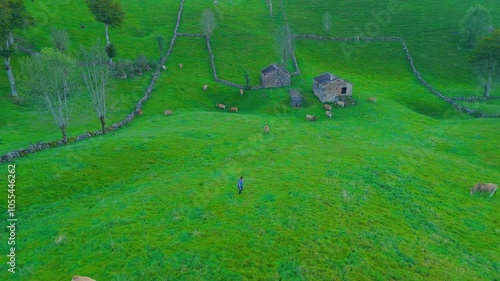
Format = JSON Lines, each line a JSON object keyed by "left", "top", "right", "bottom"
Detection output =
{"left": 1, "top": 0, "right": 499, "bottom": 280}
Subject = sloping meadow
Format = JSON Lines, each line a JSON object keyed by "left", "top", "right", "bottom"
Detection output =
{"left": 1, "top": 0, "right": 499, "bottom": 280}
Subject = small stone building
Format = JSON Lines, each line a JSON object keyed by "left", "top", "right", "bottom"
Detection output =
{"left": 261, "top": 64, "right": 291, "bottom": 88}
{"left": 289, "top": 88, "right": 303, "bottom": 107}
{"left": 313, "top": 72, "right": 352, "bottom": 103}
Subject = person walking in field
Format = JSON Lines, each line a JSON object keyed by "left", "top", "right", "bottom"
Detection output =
{"left": 237, "top": 176, "right": 244, "bottom": 194}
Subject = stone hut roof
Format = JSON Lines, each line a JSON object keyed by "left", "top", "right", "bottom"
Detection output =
{"left": 289, "top": 88, "right": 301, "bottom": 96}
{"left": 261, "top": 64, "right": 286, "bottom": 75}
{"left": 314, "top": 72, "right": 338, "bottom": 84}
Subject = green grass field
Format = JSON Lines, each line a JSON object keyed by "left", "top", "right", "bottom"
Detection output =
{"left": 1, "top": 0, "right": 499, "bottom": 280}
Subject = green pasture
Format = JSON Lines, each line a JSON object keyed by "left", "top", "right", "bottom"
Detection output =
{"left": 0, "top": 0, "right": 499, "bottom": 280}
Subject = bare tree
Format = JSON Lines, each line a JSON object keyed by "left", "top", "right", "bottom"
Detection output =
{"left": 22, "top": 48, "right": 78, "bottom": 143}
{"left": 474, "top": 59, "right": 497, "bottom": 97}
{"left": 266, "top": 0, "right": 273, "bottom": 17}
{"left": 471, "top": 30, "right": 500, "bottom": 97}
{"left": 201, "top": 9, "right": 217, "bottom": 39}
{"left": 244, "top": 68, "right": 250, "bottom": 89}
{"left": 460, "top": 5, "right": 492, "bottom": 48}
{"left": 0, "top": 47, "right": 16, "bottom": 96}
{"left": 80, "top": 41, "right": 112, "bottom": 133}
{"left": 276, "top": 24, "right": 293, "bottom": 68}
{"left": 323, "top": 12, "right": 332, "bottom": 34}
{"left": 0, "top": 0, "right": 33, "bottom": 97}
{"left": 49, "top": 27, "right": 70, "bottom": 53}
{"left": 157, "top": 36, "right": 165, "bottom": 58}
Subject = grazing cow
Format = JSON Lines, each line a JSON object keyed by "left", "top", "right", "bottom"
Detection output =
{"left": 136, "top": 108, "right": 143, "bottom": 116}
{"left": 305, "top": 114, "right": 317, "bottom": 121}
{"left": 470, "top": 183, "right": 497, "bottom": 197}
{"left": 240, "top": 88, "right": 244, "bottom": 96}
{"left": 72, "top": 276, "right": 96, "bottom": 281}
{"left": 336, "top": 101, "right": 345, "bottom": 108}
{"left": 367, "top": 97, "right": 377, "bottom": 103}
{"left": 216, "top": 103, "right": 226, "bottom": 110}
{"left": 264, "top": 125, "right": 270, "bottom": 134}
{"left": 161, "top": 65, "right": 167, "bottom": 70}
{"left": 179, "top": 63, "right": 183, "bottom": 69}
{"left": 203, "top": 84, "right": 208, "bottom": 91}
{"left": 323, "top": 104, "right": 332, "bottom": 111}
{"left": 326, "top": 110, "right": 332, "bottom": 119}
{"left": 230, "top": 107, "right": 238, "bottom": 113}
{"left": 164, "top": 110, "right": 172, "bottom": 116}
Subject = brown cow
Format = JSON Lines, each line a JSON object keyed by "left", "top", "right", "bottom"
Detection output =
{"left": 326, "top": 110, "right": 332, "bottom": 119}
{"left": 470, "top": 183, "right": 497, "bottom": 197}
{"left": 230, "top": 107, "right": 238, "bottom": 113}
{"left": 323, "top": 104, "right": 332, "bottom": 111}
{"left": 164, "top": 110, "right": 172, "bottom": 116}
{"left": 240, "top": 88, "right": 244, "bottom": 96}
{"left": 264, "top": 125, "right": 270, "bottom": 134}
{"left": 216, "top": 103, "right": 226, "bottom": 110}
{"left": 179, "top": 63, "right": 183, "bottom": 69}
{"left": 203, "top": 84, "right": 208, "bottom": 91}
{"left": 336, "top": 101, "right": 345, "bottom": 108}
{"left": 136, "top": 108, "right": 143, "bottom": 116}
{"left": 72, "top": 276, "right": 96, "bottom": 281}
{"left": 367, "top": 97, "right": 377, "bottom": 103}
{"left": 305, "top": 114, "right": 317, "bottom": 121}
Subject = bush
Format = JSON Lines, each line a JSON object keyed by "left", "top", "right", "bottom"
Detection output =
{"left": 112, "top": 55, "right": 155, "bottom": 79}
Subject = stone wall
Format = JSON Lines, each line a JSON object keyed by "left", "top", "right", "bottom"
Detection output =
{"left": 3, "top": 1, "right": 498, "bottom": 163}
{"left": 203, "top": 36, "right": 266, "bottom": 90}
{"left": 200, "top": 0, "right": 300, "bottom": 90}
{"left": 295, "top": 34, "right": 499, "bottom": 118}
{"left": 0, "top": 0, "right": 187, "bottom": 163}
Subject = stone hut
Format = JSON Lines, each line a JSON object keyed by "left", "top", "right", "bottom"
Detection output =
{"left": 261, "top": 64, "right": 291, "bottom": 88}
{"left": 289, "top": 88, "right": 303, "bottom": 107}
{"left": 313, "top": 72, "right": 352, "bottom": 103}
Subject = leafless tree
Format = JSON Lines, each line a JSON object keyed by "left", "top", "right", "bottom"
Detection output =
{"left": 0, "top": 0, "right": 34, "bottom": 97}
{"left": 460, "top": 5, "right": 492, "bottom": 48}
{"left": 80, "top": 41, "right": 112, "bottom": 133}
{"left": 475, "top": 59, "right": 498, "bottom": 97}
{"left": 471, "top": 30, "right": 500, "bottom": 97}
{"left": 22, "top": 48, "right": 79, "bottom": 143}
{"left": 276, "top": 24, "right": 293, "bottom": 68}
{"left": 323, "top": 12, "right": 332, "bottom": 33}
{"left": 157, "top": 36, "right": 165, "bottom": 58}
{"left": 266, "top": 0, "right": 273, "bottom": 17}
{"left": 201, "top": 9, "right": 217, "bottom": 39}
{"left": 49, "top": 27, "right": 70, "bottom": 53}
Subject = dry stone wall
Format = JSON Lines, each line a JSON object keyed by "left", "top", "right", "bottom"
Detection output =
{"left": 2, "top": 0, "right": 498, "bottom": 163}
{"left": 295, "top": 34, "right": 499, "bottom": 118}
{"left": 1, "top": 0, "right": 186, "bottom": 163}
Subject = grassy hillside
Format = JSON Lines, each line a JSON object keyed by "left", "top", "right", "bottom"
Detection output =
{"left": 1, "top": 0, "right": 499, "bottom": 280}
